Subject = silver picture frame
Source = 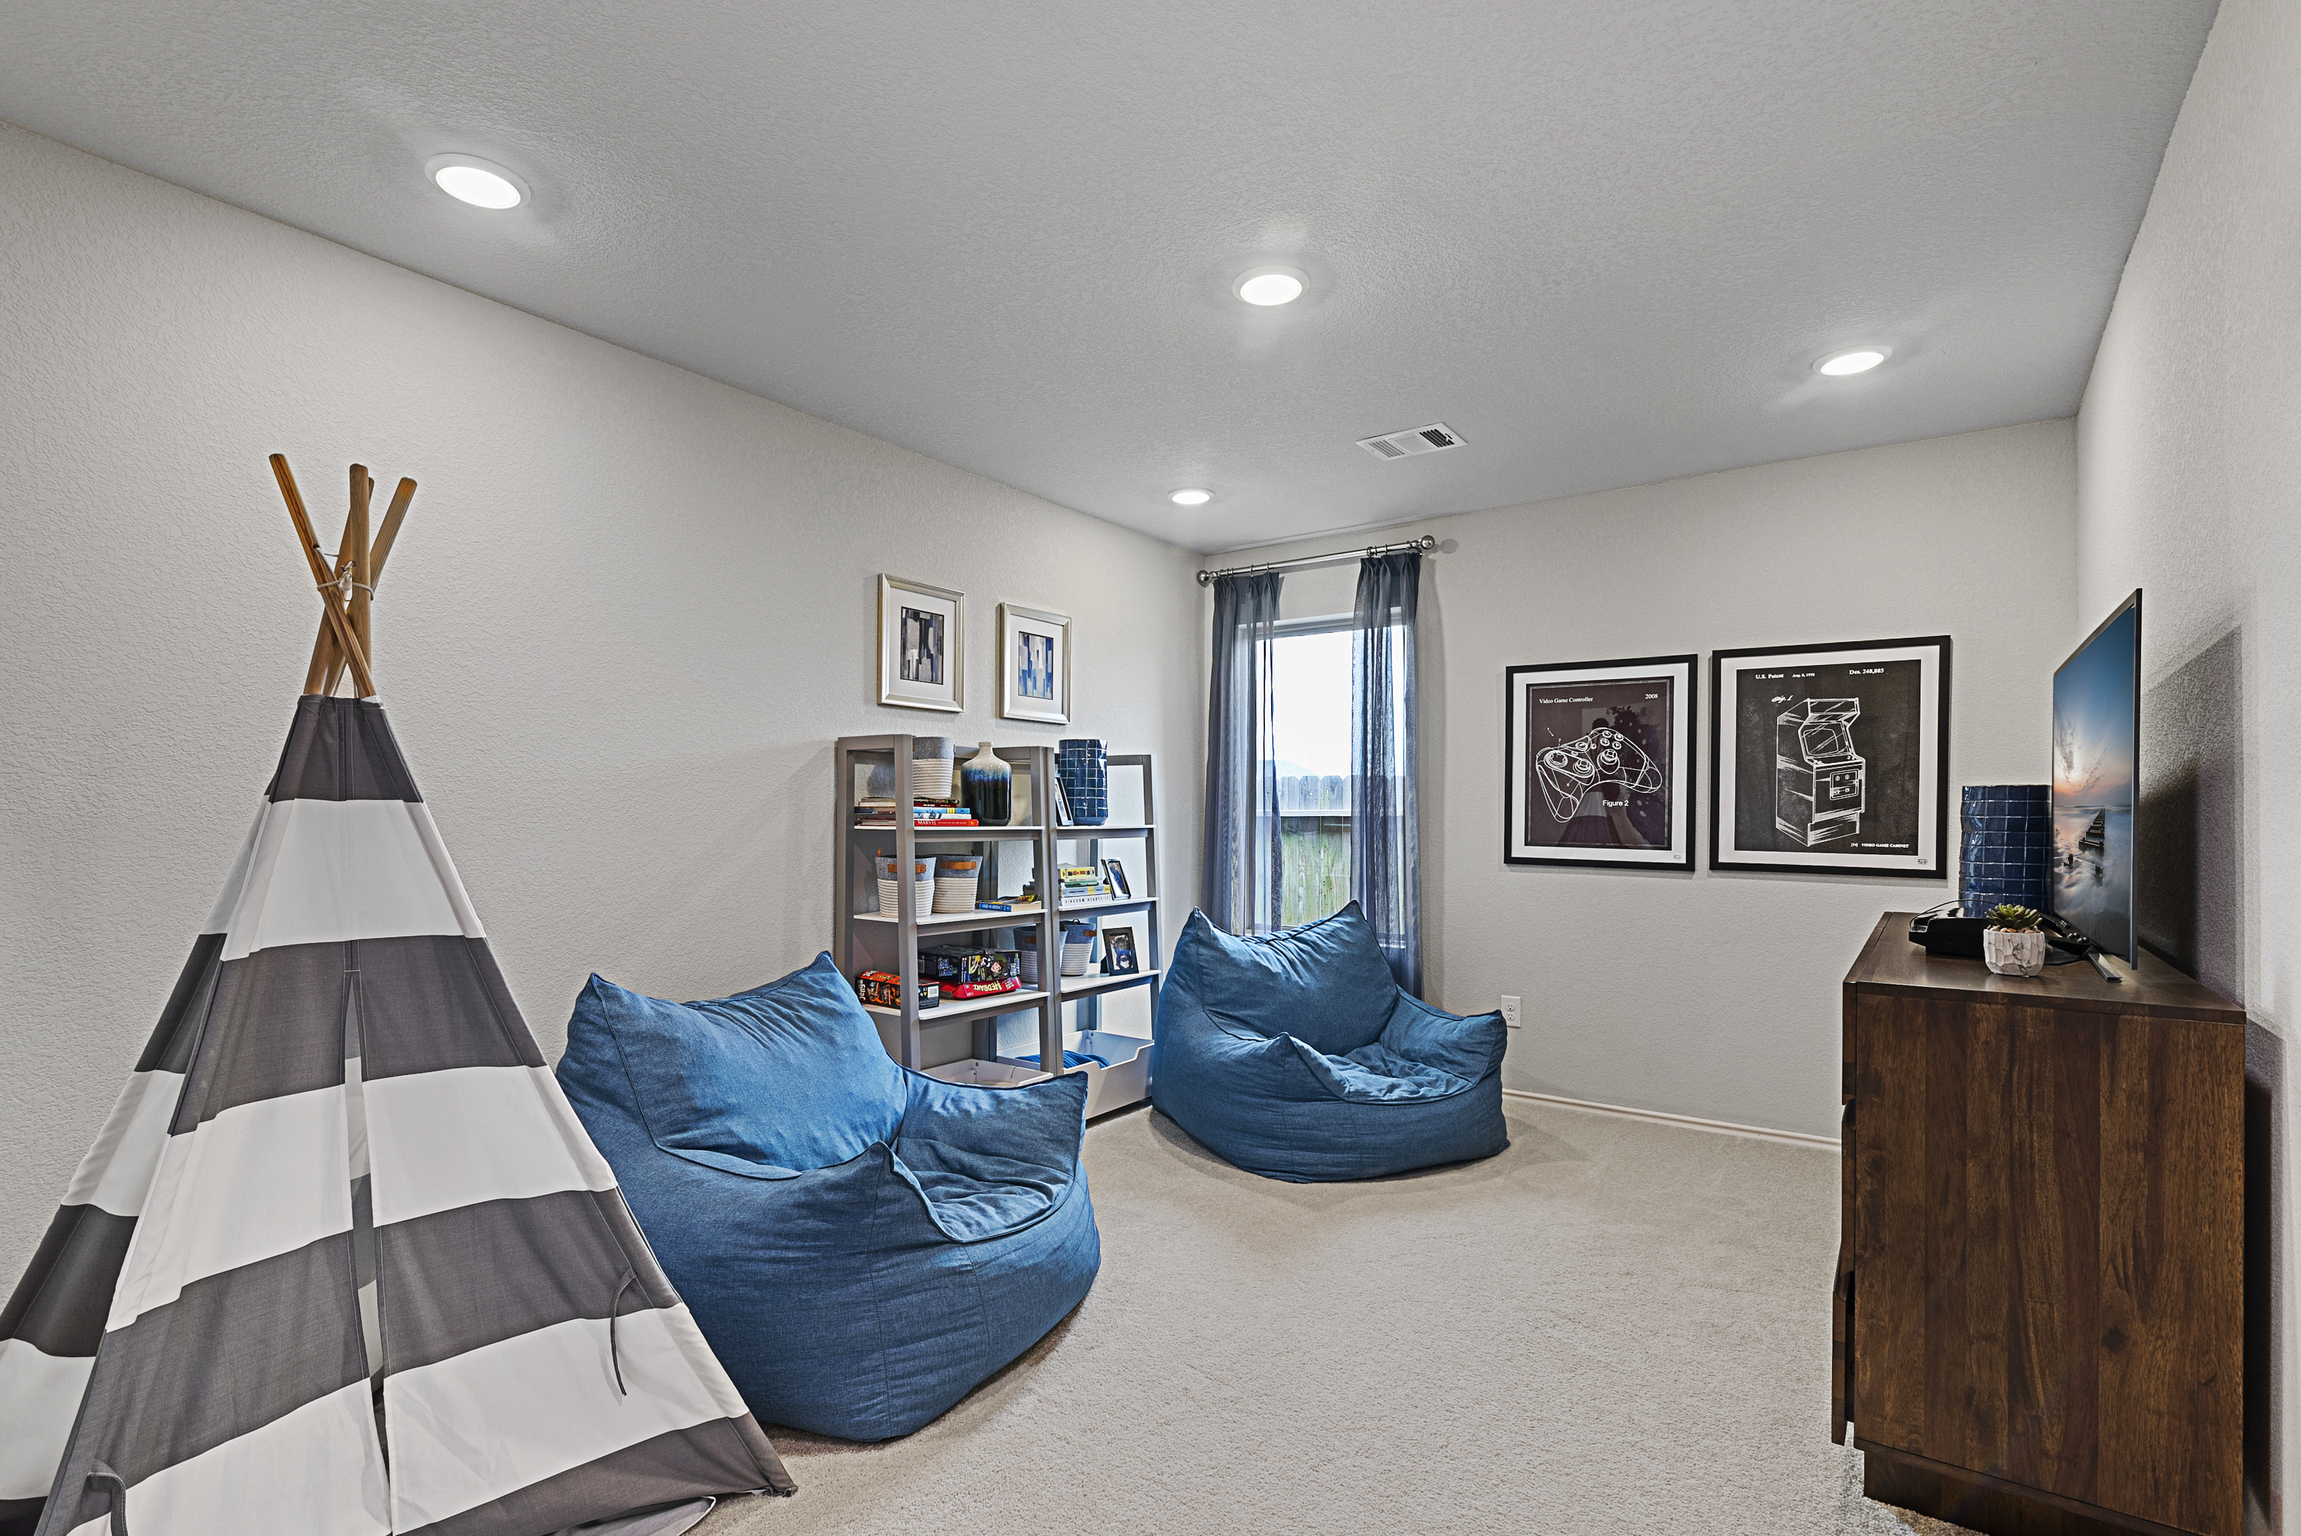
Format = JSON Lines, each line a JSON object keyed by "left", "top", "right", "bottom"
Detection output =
{"left": 878, "top": 575, "right": 964, "bottom": 712}
{"left": 998, "top": 602, "right": 1071, "bottom": 725}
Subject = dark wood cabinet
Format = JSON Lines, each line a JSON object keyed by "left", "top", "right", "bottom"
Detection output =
{"left": 1837, "top": 914, "right": 2244, "bottom": 1536}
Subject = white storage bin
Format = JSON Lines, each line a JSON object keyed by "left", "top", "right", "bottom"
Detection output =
{"left": 1065, "top": 1031, "right": 1152, "bottom": 1118}
{"left": 923, "top": 1058, "right": 1052, "bottom": 1089}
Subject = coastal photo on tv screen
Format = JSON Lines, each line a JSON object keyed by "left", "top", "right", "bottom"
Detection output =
{"left": 2052, "top": 591, "right": 2140, "bottom": 963}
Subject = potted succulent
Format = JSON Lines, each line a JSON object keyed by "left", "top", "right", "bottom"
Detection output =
{"left": 1983, "top": 904, "right": 2048, "bottom": 978}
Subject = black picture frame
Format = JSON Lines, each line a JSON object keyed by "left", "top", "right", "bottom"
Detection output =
{"left": 1103, "top": 858, "right": 1131, "bottom": 899}
{"left": 1709, "top": 635, "right": 1951, "bottom": 878}
{"left": 1101, "top": 926, "right": 1140, "bottom": 975}
{"left": 1502, "top": 653, "right": 1698, "bottom": 870}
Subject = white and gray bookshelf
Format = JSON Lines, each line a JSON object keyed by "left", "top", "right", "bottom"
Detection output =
{"left": 832, "top": 736, "right": 1162, "bottom": 1115}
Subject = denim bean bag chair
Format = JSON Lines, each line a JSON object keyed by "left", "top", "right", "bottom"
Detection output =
{"left": 555, "top": 953, "right": 1100, "bottom": 1441}
{"left": 1151, "top": 904, "right": 1509, "bottom": 1182}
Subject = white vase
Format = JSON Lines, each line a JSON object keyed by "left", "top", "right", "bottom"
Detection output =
{"left": 1983, "top": 927, "right": 2046, "bottom": 978}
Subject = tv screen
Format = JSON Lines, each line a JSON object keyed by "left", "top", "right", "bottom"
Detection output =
{"left": 2051, "top": 590, "right": 2141, "bottom": 963}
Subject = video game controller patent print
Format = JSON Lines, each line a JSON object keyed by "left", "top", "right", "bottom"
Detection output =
{"left": 1536, "top": 727, "right": 1663, "bottom": 822}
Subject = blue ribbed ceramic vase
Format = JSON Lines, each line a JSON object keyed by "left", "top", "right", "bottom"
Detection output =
{"left": 1959, "top": 784, "right": 2051, "bottom": 917}
{"left": 1056, "top": 738, "right": 1108, "bottom": 826}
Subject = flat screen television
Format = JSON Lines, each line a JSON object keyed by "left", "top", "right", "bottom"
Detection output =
{"left": 2051, "top": 589, "right": 2141, "bottom": 963}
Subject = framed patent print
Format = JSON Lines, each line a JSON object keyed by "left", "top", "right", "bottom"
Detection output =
{"left": 1504, "top": 654, "right": 1696, "bottom": 869}
{"left": 1710, "top": 635, "right": 1950, "bottom": 877}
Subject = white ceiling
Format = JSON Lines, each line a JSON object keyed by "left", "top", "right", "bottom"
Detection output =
{"left": 0, "top": 1, "right": 2216, "bottom": 553}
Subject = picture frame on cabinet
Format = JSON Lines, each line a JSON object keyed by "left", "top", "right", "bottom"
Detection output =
{"left": 879, "top": 575, "right": 964, "bottom": 712}
{"left": 1000, "top": 603, "right": 1071, "bottom": 724}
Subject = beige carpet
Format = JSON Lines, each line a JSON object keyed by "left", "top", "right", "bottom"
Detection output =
{"left": 697, "top": 1099, "right": 1964, "bottom": 1535}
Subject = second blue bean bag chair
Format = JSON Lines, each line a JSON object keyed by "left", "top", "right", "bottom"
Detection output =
{"left": 555, "top": 953, "right": 1099, "bottom": 1441}
{"left": 1151, "top": 903, "right": 1509, "bottom": 1182}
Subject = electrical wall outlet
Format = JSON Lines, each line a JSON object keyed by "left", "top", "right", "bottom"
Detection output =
{"left": 1499, "top": 994, "right": 1522, "bottom": 1029}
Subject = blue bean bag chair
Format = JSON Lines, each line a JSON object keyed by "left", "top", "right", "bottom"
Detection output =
{"left": 555, "top": 953, "right": 1100, "bottom": 1441}
{"left": 1151, "top": 904, "right": 1509, "bottom": 1182}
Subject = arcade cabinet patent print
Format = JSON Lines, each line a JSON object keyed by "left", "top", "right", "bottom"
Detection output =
{"left": 1710, "top": 636, "right": 1949, "bottom": 877}
{"left": 1504, "top": 654, "right": 1696, "bottom": 869}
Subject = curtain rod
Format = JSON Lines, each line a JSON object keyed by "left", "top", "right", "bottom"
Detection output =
{"left": 1195, "top": 534, "right": 1438, "bottom": 587}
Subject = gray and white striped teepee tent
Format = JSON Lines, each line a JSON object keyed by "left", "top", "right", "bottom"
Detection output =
{"left": 0, "top": 458, "right": 793, "bottom": 1536}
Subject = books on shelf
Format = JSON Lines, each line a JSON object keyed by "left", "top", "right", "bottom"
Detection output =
{"left": 856, "top": 796, "right": 981, "bottom": 828}
{"left": 1057, "top": 865, "right": 1115, "bottom": 905}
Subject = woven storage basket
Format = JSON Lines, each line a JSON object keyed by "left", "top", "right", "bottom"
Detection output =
{"left": 874, "top": 855, "right": 937, "bottom": 918}
{"left": 932, "top": 854, "right": 983, "bottom": 915}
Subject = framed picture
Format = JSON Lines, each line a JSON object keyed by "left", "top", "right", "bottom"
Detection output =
{"left": 1710, "top": 635, "right": 1950, "bottom": 877}
{"left": 1103, "top": 858, "right": 1131, "bottom": 898}
{"left": 1504, "top": 654, "right": 1697, "bottom": 869}
{"left": 878, "top": 576, "right": 963, "bottom": 712}
{"left": 1101, "top": 926, "right": 1140, "bottom": 975}
{"left": 999, "top": 603, "right": 1071, "bottom": 724}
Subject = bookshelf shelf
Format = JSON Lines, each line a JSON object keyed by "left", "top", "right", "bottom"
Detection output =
{"left": 1059, "top": 968, "right": 1161, "bottom": 1000}
{"left": 850, "top": 904, "right": 1046, "bottom": 929}
{"left": 850, "top": 824, "right": 1047, "bottom": 840}
{"left": 861, "top": 987, "right": 1053, "bottom": 1023}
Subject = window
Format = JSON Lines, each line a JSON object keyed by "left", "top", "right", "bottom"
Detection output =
{"left": 1270, "top": 618, "right": 1352, "bottom": 927}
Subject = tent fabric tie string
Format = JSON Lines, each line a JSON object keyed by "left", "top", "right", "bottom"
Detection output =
{"left": 609, "top": 1270, "right": 638, "bottom": 1395}
{"left": 88, "top": 1459, "right": 129, "bottom": 1536}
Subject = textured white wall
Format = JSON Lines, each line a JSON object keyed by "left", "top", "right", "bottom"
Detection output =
{"left": 1235, "top": 419, "right": 2078, "bottom": 1139}
{"left": 2077, "top": 0, "right": 2301, "bottom": 1522}
{"left": 0, "top": 123, "right": 1204, "bottom": 1271}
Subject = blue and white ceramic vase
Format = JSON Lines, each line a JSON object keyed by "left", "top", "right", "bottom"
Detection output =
{"left": 1056, "top": 738, "right": 1108, "bottom": 826}
{"left": 958, "top": 742, "right": 1012, "bottom": 825}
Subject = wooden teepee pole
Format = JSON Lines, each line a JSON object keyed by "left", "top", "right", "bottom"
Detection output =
{"left": 348, "top": 464, "right": 373, "bottom": 675}
{"left": 302, "top": 520, "right": 358, "bottom": 695}
{"left": 306, "top": 473, "right": 415, "bottom": 695}
{"left": 269, "top": 454, "right": 376, "bottom": 698}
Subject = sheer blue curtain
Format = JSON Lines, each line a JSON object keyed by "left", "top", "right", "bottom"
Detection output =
{"left": 1202, "top": 572, "right": 1285, "bottom": 934}
{"left": 1351, "top": 551, "right": 1421, "bottom": 993}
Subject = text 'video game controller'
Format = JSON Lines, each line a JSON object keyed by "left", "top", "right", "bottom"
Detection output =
{"left": 1537, "top": 727, "right": 1663, "bottom": 822}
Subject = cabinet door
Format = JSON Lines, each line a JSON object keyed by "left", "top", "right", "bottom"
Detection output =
{"left": 1850, "top": 994, "right": 2242, "bottom": 1536}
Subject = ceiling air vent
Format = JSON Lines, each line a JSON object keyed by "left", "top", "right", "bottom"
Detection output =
{"left": 1357, "top": 422, "right": 1465, "bottom": 460}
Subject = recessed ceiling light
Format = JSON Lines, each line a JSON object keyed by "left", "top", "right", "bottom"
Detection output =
{"left": 1816, "top": 347, "right": 1889, "bottom": 376}
{"left": 1235, "top": 267, "right": 1305, "bottom": 307}
{"left": 426, "top": 154, "right": 528, "bottom": 210}
{"left": 1169, "top": 488, "right": 1213, "bottom": 506}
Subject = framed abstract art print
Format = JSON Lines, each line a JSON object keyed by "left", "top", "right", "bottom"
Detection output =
{"left": 879, "top": 575, "right": 963, "bottom": 712}
{"left": 999, "top": 603, "right": 1070, "bottom": 725}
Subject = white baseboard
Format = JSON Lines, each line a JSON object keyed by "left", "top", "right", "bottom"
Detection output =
{"left": 1501, "top": 1089, "right": 1839, "bottom": 1150}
